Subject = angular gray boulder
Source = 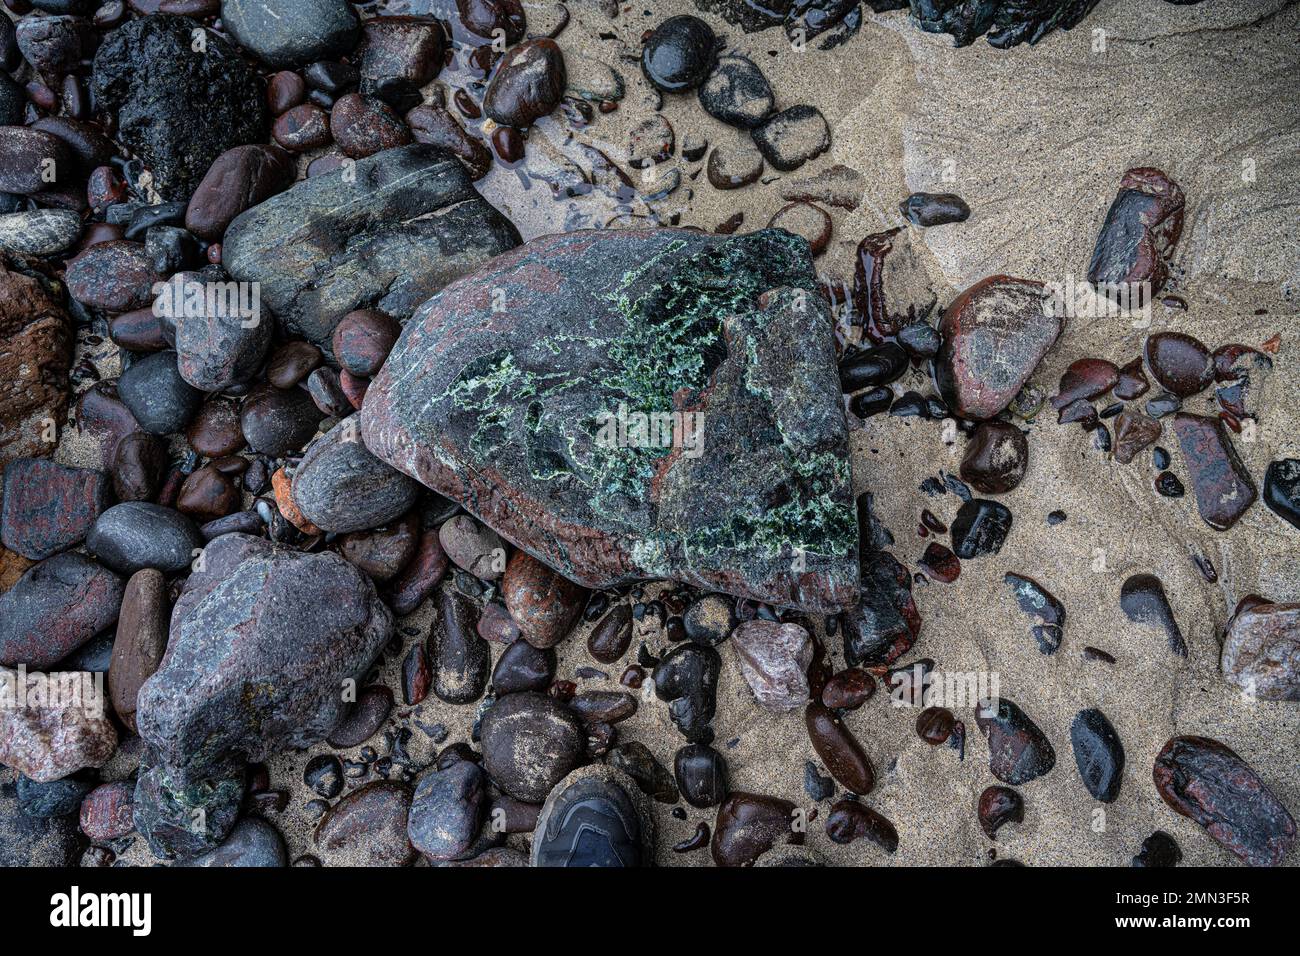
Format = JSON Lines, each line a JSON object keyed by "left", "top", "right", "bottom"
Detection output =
{"left": 223, "top": 144, "right": 521, "bottom": 354}
{"left": 136, "top": 533, "right": 393, "bottom": 776}
{"left": 362, "top": 228, "right": 858, "bottom": 612}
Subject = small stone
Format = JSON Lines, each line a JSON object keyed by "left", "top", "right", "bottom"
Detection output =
{"left": 186, "top": 397, "right": 245, "bottom": 457}
{"left": 1144, "top": 332, "right": 1213, "bottom": 397}
{"left": 357, "top": 14, "right": 446, "bottom": 95}
{"left": 674, "top": 743, "right": 728, "bottom": 809}
{"left": 1051, "top": 358, "right": 1119, "bottom": 409}
{"left": 825, "top": 800, "right": 898, "bottom": 853}
{"left": 330, "top": 93, "right": 412, "bottom": 159}
{"left": 65, "top": 240, "right": 164, "bottom": 312}
{"left": 339, "top": 510, "right": 419, "bottom": 581}
{"left": 1221, "top": 598, "right": 1299, "bottom": 701}
{"left": 570, "top": 690, "right": 636, "bottom": 725}
{"left": 936, "top": 276, "right": 1062, "bottom": 420}
{"left": 916, "top": 706, "right": 955, "bottom": 744}
{"left": 291, "top": 415, "right": 420, "bottom": 533}
{"left": 1264, "top": 459, "right": 1300, "bottom": 531}
{"left": 384, "top": 530, "right": 449, "bottom": 616}
{"left": 1004, "top": 572, "right": 1065, "bottom": 655}
{"left": 1145, "top": 392, "right": 1182, "bottom": 419}
{"left": 491, "top": 638, "right": 554, "bottom": 695}
{"left": 682, "top": 594, "right": 733, "bottom": 646}
{"left": 1, "top": 777, "right": 79, "bottom": 866}
{"left": 899, "top": 192, "right": 970, "bottom": 227}
{"left": 0, "top": 666, "right": 118, "bottom": 782}
{"left": 950, "top": 498, "right": 1012, "bottom": 559}
{"left": 653, "top": 643, "right": 721, "bottom": 743}
{"left": 1155, "top": 470, "right": 1184, "bottom": 497}
{"left": 176, "top": 463, "right": 240, "bottom": 523}
{"left": 408, "top": 759, "right": 488, "bottom": 861}
{"left": 170, "top": 278, "right": 273, "bottom": 392}
{"left": 108, "top": 568, "right": 169, "bottom": 733}
{"left": 0, "top": 127, "right": 76, "bottom": 196}
{"left": 841, "top": 551, "right": 920, "bottom": 666}
{"left": 1114, "top": 357, "right": 1149, "bottom": 400}
{"left": 16, "top": 15, "right": 96, "bottom": 74}
{"left": 117, "top": 350, "right": 203, "bottom": 436}
{"left": 184, "top": 144, "right": 296, "bottom": 243}
{"left": 1120, "top": 572, "right": 1187, "bottom": 657}
{"left": 627, "top": 114, "right": 674, "bottom": 169}
{"left": 608, "top": 741, "right": 679, "bottom": 804}
{"left": 479, "top": 692, "right": 584, "bottom": 803}
{"left": 1088, "top": 167, "right": 1184, "bottom": 306}
{"left": 768, "top": 201, "right": 832, "bottom": 256}
{"left": 182, "top": 816, "right": 287, "bottom": 867}
{"left": 433, "top": 587, "right": 490, "bottom": 704}
{"left": 587, "top": 604, "right": 632, "bottom": 663}
{"left": 315, "top": 780, "right": 416, "bottom": 866}
{"left": 484, "top": 38, "right": 566, "bottom": 128}
{"left": 438, "top": 514, "right": 506, "bottom": 582}
{"left": 407, "top": 104, "right": 492, "bottom": 180}
{"left": 1113, "top": 410, "right": 1162, "bottom": 464}
{"left": 502, "top": 550, "right": 588, "bottom": 649}
{"left": 221, "top": 0, "right": 360, "bottom": 68}
{"left": 641, "top": 15, "right": 716, "bottom": 93}
{"left": 1070, "top": 708, "right": 1125, "bottom": 803}
{"left": 974, "top": 697, "right": 1055, "bottom": 785}
{"left": 821, "top": 668, "right": 874, "bottom": 710}
{"left": 86, "top": 502, "right": 203, "bottom": 575}
{"left": 273, "top": 103, "right": 332, "bottom": 152}
{"left": 0, "top": 553, "right": 124, "bottom": 669}
{"left": 1, "top": 458, "right": 110, "bottom": 560}
{"left": 706, "top": 140, "right": 764, "bottom": 189}
{"left": 959, "top": 422, "right": 1028, "bottom": 494}
{"left": 1153, "top": 735, "right": 1295, "bottom": 867}
{"left": 711, "top": 792, "right": 801, "bottom": 867}
{"left": 1132, "top": 830, "right": 1182, "bottom": 867}
{"left": 977, "top": 785, "right": 1023, "bottom": 839}
{"left": 326, "top": 684, "right": 393, "bottom": 748}
{"left": 239, "top": 384, "right": 325, "bottom": 457}
{"left": 0, "top": 209, "right": 82, "bottom": 256}
{"left": 805, "top": 701, "right": 875, "bottom": 795}
{"left": 751, "top": 105, "right": 830, "bottom": 172}
{"left": 79, "top": 781, "right": 135, "bottom": 843}
{"left": 730, "top": 620, "right": 812, "bottom": 712}
{"left": 1171, "top": 412, "right": 1256, "bottom": 530}
{"left": 698, "top": 54, "right": 774, "bottom": 128}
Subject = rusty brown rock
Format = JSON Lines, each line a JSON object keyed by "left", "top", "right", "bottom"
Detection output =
{"left": 65, "top": 240, "right": 164, "bottom": 313}
{"left": 502, "top": 550, "right": 588, "bottom": 649}
{"left": 1, "top": 458, "right": 111, "bottom": 560}
{"left": 407, "top": 103, "right": 492, "bottom": 180}
{"left": 0, "top": 253, "right": 72, "bottom": 468}
{"left": 587, "top": 603, "right": 632, "bottom": 664}
{"left": 1112, "top": 409, "right": 1162, "bottom": 465}
{"left": 711, "top": 791, "right": 802, "bottom": 867}
{"left": 384, "top": 529, "right": 449, "bottom": 616}
{"left": 959, "top": 421, "right": 1028, "bottom": 494}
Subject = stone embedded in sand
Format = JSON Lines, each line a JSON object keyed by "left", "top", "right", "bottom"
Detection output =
{"left": 731, "top": 620, "right": 812, "bottom": 712}
{"left": 805, "top": 701, "right": 875, "bottom": 795}
{"left": 1144, "top": 331, "right": 1213, "bottom": 398}
{"left": 0, "top": 253, "right": 72, "bottom": 469}
{"left": 699, "top": 54, "right": 774, "bottom": 129}
{"left": 899, "top": 192, "right": 970, "bottom": 227}
{"left": 0, "top": 667, "right": 118, "bottom": 783}
{"left": 1264, "top": 459, "right": 1300, "bottom": 531}
{"left": 975, "top": 697, "right": 1056, "bottom": 785}
{"left": 1070, "top": 707, "right": 1125, "bottom": 803}
{"left": 950, "top": 498, "right": 1012, "bottom": 558}
{"left": 1, "top": 458, "right": 111, "bottom": 560}
{"left": 136, "top": 533, "right": 393, "bottom": 777}
{"left": 1112, "top": 409, "right": 1162, "bottom": 465}
{"left": 314, "top": 779, "right": 416, "bottom": 867}
{"left": 1154, "top": 735, "right": 1296, "bottom": 867}
{"left": 751, "top": 105, "right": 830, "bottom": 172}
{"left": 852, "top": 227, "right": 937, "bottom": 344}
{"left": 479, "top": 691, "right": 585, "bottom": 803}
{"left": 361, "top": 229, "right": 858, "bottom": 613}
{"left": 483, "top": 38, "right": 567, "bottom": 129}
{"left": 959, "top": 421, "right": 1028, "bottom": 494}
{"left": 936, "top": 275, "right": 1063, "bottom": 420}
{"left": 408, "top": 759, "right": 488, "bottom": 862}
{"left": 841, "top": 550, "right": 920, "bottom": 666}
{"left": 1221, "top": 599, "right": 1299, "bottom": 701}
{"left": 224, "top": 144, "right": 521, "bottom": 354}
{"left": 1171, "top": 413, "right": 1257, "bottom": 531}
{"left": 826, "top": 799, "right": 898, "bottom": 852}
{"left": 977, "top": 785, "right": 1023, "bottom": 839}
{"left": 642, "top": 15, "right": 717, "bottom": 93}
{"left": 1088, "top": 167, "right": 1184, "bottom": 306}
{"left": 91, "top": 14, "right": 269, "bottom": 200}
{"left": 0, "top": 553, "right": 123, "bottom": 669}
{"left": 1120, "top": 572, "right": 1187, "bottom": 658}
{"left": 654, "top": 642, "right": 722, "bottom": 743}
{"left": 711, "top": 791, "right": 802, "bottom": 867}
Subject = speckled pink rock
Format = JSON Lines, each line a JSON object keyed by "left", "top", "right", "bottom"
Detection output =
{"left": 0, "top": 667, "right": 118, "bottom": 782}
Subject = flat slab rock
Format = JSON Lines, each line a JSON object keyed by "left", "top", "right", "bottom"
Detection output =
{"left": 362, "top": 228, "right": 859, "bottom": 613}
{"left": 224, "top": 143, "right": 521, "bottom": 355}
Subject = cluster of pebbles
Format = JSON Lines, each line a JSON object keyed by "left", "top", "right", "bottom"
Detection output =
{"left": 0, "top": 0, "right": 1295, "bottom": 870}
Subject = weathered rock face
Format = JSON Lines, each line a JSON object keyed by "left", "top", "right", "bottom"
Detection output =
{"left": 0, "top": 667, "right": 118, "bottom": 783}
{"left": 1221, "top": 599, "right": 1299, "bottom": 701}
{"left": 1154, "top": 735, "right": 1296, "bottom": 867}
{"left": 224, "top": 144, "right": 521, "bottom": 354}
{"left": 136, "top": 533, "right": 393, "bottom": 777}
{"left": 0, "top": 253, "right": 72, "bottom": 469}
{"left": 362, "top": 229, "right": 858, "bottom": 613}
{"left": 91, "top": 15, "right": 269, "bottom": 201}
{"left": 1, "top": 458, "right": 111, "bottom": 560}
{"left": 936, "top": 275, "right": 1063, "bottom": 420}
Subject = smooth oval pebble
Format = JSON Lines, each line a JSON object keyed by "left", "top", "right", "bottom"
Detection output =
{"left": 291, "top": 415, "right": 419, "bottom": 533}
{"left": 479, "top": 691, "right": 584, "bottom": 803}
{"left": 314, "top": 780, "right": 416, "bottom": 867}
{"left": 0, "top": 209, "right": 82, "bottom": 256}
{"left": 805, "top": 702, "right": 875, "bottom": 795}
{"left": 86, "top": 501, "right": 203, "bottom": 575}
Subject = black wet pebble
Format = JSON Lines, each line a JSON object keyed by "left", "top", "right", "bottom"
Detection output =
{"left": 1069, "top": 708, "right": 1124, "bottom": 803}
{"left": 950, "top": 499, "right": 1012, "bottom": 559}
{"left": 641, "top": 16, "right": 717, "bottom": 93}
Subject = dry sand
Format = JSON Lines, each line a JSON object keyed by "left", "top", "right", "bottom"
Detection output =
{"left": 51, "top": 0, "right": 1300, "bottom": 866}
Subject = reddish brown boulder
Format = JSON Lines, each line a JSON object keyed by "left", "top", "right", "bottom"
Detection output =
{"left": 1087, "top": 167, "right": 1184, "bottom": 306}
{"left": 1, "top": 458, "right": 111, "bottom": 560}
{"left": 1171, "top": 413, "right": 1257, "bottom": 531}
{"left": 501, "top": 550, "right": 588, "bottom": 649}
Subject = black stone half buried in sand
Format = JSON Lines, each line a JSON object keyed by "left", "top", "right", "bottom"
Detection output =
{"left": 361, "top": 228, "right": 858, "bottom": 613}
{"left": 1120, "top": 573, "right": 1187, "bottom": 658}
{"left": 223, "top": 144, "right": 521, "bottom": 355}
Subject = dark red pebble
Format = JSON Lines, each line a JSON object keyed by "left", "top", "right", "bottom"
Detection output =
{"left": 977, "top": 785, "right": 1023, "bottom": 839}
{"left": 825, "top": 799, "right": 898, "bottom": 852}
